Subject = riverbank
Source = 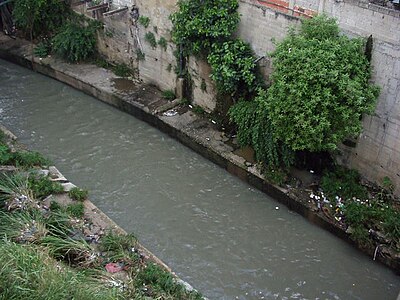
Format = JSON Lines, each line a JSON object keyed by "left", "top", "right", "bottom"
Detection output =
{"left": 0, "top": 124, "right": 203, "bottom": 299}
{"left": 0, "top": 33, "right": 399, "bottom": 273}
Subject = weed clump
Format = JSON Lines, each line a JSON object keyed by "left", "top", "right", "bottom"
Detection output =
{"left": 162, "top": 89, "right": 176, "bottom": 101}
{"left": 68, "top": 187, "right": 89, "bottom": 201}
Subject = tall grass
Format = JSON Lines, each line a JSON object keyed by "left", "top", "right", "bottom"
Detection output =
{"left": 0, "top": 173, "right": 35, "bottom": 210}
{"left": 0, "top": 240, "right": 123, "bottom": 300}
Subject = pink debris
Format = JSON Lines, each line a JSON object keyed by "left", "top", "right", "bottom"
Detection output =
{"left": 105, "top": 262, "right": 123, "bottom": 273}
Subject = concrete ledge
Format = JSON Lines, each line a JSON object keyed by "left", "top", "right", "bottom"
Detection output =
{"left": 0, "top": 34, "right": 398, "bottom": 274}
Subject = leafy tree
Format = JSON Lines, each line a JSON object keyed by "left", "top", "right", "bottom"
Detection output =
{"left": 266, "top": 15, "right": 379, "bottom": 152}
{"left": 170, "top": 0, "right": 240, "bottom": 55}
{"left": 13, "top": 0, "right": 69, "bottom": 39}
{"left": 208, "top": 39, "right": 257, "bottom": 95}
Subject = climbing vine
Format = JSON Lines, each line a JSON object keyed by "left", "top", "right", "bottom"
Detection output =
{"left": 228, "top": 89, "right": 294, "bottom": 168}
{"left": 207, "top": 39, "right": 257, "bottom": 95}
{"left": 170, "top": 0, "right": 240, "bottom": 55}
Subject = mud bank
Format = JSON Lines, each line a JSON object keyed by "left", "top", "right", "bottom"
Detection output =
{"left": 0, "top": 34, "right": 398, "bottom": 273}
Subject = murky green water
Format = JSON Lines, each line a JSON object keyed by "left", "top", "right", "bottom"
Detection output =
{"left": 0, "top": 59, "right": 399, "bottom": 299}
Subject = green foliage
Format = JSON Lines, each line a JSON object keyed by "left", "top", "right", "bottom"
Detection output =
{"left": 266, "top": 15, "right": 379, "bottom": 152}
{"left": 170, "top": 0, "right": 240, "bottom": 55}
{"left": 0, "top": 173, "right": 34, "bottom": 210}
{"left": 162, "top": 89, "right": 176, "bottom": 100}
{"left": 28, "top": 174, "right": 64, "bottom": 200}
{"left": 263, "top": 166, "right": 287, "bottom": 186}
{"left": 321, "top": 165, "right": 399, "bottom": 246}
{"left": 138, "top": 16, "right": 150, "bottom": 28}
{"left": 112, "top": 63, "right": 132, "bottom": 77}
{"left": 321, "top": 166, "right": 368, "bottom": 201}
{"left": 136, "top": 262, "right": 202, "bottom": 299}
{"left": 34, "top": 41, "right": 51, "bottom": 58}
{"left": 145, "top": 31, "right": 157, "bottom": 48}
{"left": 208, "top": 39, "right": 256, "bottom": 95}
{"left": 192, "top": 105, "right": 205, "bottom": 115}
{"left": 0, "top": 210, "right": 48, "bottom": 242}
{"left": 66, "top": 202, "right": 85, "bottom": 218}
{"left": 0, "top": 240, "right": 123, "bottom": 300}
{"left": 68, "top": 187, "right": 88, "bottom": 201}
{"left": 229, "top": 89, "right": 294, "bottom": 168}
{"left": 13, "top": 0, "right": 69, "bottom": 38}
{"left": 383, "top": 208, "right": 400, "bottom": 242}
{"left": 158, "top": 36, "right": 168, "bottom": 51}
{"left": 13, "top": 150, "right": 49, "bottom": 168}
{"left": 0, "top": 144, "right": 12, "bottom": 165}
{"left": 52, "top": 20, "right": 99, "bottom": 62}
{"left": 100, "top": 231, "right": 137, "bottom": 253}
{"left": 94, "top": 57, "right": 112, "bottom": 69}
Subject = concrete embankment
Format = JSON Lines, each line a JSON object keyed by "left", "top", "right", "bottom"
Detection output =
{"left": 0, "top": 33, "right": 398, "bottom": 273}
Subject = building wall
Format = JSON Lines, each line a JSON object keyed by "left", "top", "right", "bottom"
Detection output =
{"left": 76, "top": 0, "right": 400, "bottom": 193}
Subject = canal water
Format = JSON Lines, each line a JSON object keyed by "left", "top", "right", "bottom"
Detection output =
{"left": 0, "top": 59, "right": 399, "bottom": 299}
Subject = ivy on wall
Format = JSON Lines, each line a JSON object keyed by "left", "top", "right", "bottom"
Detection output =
{"left": 207, "top": 40, "right": 257, "bottom": 95}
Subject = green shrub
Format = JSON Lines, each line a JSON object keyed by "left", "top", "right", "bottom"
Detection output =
{"left": 145, "top": 32, "right": 157, "bottom": 49}
{"left": 162, "top": 89, "right": 175, "bottom": 100}
{"left": 52, "top": 20, "right": 98, "bottom": 62}
{"left": 68, "top": 187, "right": 88, "bottom": 201}
{"left": 138, "top": 16, "right": 150, "bottom": 28}
{"left": 266, "top": 15, "right": 379, "bottom": 152}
